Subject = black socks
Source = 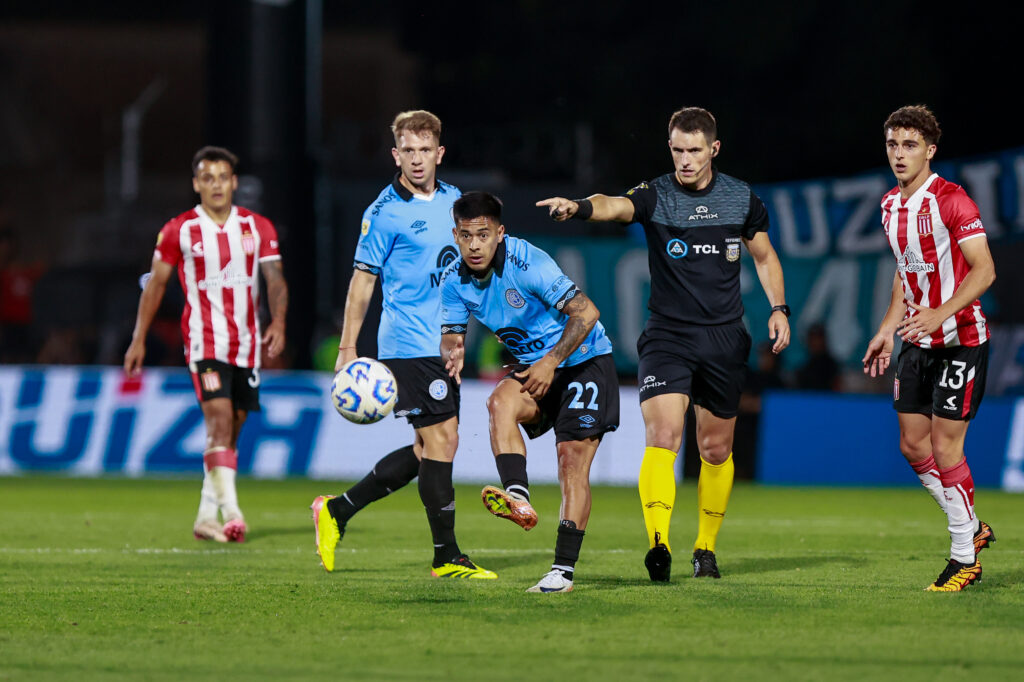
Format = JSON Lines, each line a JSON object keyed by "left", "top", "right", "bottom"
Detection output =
{"left": 418, "top": 458, "right": 460, "bottom": 567}
{"left": 328, "top": 444, "right": 418, "bottom": 524}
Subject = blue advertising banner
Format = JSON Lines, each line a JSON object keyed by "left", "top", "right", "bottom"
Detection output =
{"left": 757, "top": 392, "right": 1024, "bottom": 491}
{"left": 524, "top": 146, "right": 1024, "bottom": 374}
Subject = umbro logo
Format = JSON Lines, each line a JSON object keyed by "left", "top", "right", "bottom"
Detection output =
{"left": 409, "top": 220, "right": 427, "bottom": 234}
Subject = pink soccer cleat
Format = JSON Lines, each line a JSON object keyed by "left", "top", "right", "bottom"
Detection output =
{"left": 223, "top": 518, "right": 247, "bottom": 543}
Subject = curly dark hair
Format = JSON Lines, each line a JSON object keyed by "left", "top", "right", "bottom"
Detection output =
{"left": 883, "top": 105, "right": 942, "bottom": 145}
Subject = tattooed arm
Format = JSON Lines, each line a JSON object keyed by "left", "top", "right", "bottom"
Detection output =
{"left": 516, "top": 290, "right": 600, "bottom": 400}
{"left": 259, "top": 259, "right": 289, "bottom": 359}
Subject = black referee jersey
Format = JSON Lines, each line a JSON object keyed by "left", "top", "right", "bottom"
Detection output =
{"left": 625, "top": 169, "right": 770, "bottom": 326}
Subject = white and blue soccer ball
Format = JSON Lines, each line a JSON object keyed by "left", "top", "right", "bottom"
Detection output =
{"left": 331, "top": 358, "right": 398, "bottom": 424}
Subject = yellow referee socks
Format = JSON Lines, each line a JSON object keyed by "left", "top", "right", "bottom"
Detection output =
{"left": 638, "top": 446, "right": 677, "bottom": 551}
{"left": 695, "top": 453, "right": 734, "bottom": 552}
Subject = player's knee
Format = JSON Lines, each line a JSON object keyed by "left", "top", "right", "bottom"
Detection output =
{"left": 486, "top": 390, "right": 516, "bottom": 420}
{"left": 645, "top": 424, "right": 682, "bottom": 451}
{"left": 899, "top": 435, "right": 930, "bottom": 461}
{"left": 698, "top": 438, "right": 731, "bottom": 465}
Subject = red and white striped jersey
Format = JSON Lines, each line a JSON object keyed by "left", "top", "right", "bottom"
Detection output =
{"left": 154, "top": 205, "right": 281, "bottom": 368}
{"left": 880, "top": 174, "right": 988, "bottom": 349}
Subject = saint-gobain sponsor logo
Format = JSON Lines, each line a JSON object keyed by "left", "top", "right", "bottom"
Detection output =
{"left": 898, "top": 248, "right": 935, "bottom": 273}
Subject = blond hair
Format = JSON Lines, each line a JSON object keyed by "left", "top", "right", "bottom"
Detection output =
{"left": 391, "top": 110, "right": 442, "bottom": 144}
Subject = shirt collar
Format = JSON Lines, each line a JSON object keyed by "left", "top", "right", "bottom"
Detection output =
{"left": 391, "top": 172, "right": 445, "bottom": 201}
{"left": 458, "top": 238, "right": 507, "bottom": 283}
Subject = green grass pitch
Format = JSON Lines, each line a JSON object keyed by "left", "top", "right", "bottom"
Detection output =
{"left": 1, "top": 476, "right": 1022, "bottom": 681}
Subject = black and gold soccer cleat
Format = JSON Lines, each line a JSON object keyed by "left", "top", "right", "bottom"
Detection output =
{"left": 974, "top": 520, "right": 996, "bottom": 555}
{"left": 431, "top": 554, "right": 498, "bottom": 580}
{"left": 692, "top": 549, "right": 721, "bottom": 579}
{"left": 925, "top": 558, "right": 982, "bottom": 592}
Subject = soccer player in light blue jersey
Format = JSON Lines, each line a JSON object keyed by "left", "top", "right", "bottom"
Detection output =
{"left": 311, "top": 111, "right": 495, "bottom": 580}
{"left": 440, "top": 191, "right": 620, "bottom": 593}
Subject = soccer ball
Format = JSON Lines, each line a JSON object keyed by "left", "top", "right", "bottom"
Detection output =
{"left": 330, "top": 358, "right": 398, "bottom": 424}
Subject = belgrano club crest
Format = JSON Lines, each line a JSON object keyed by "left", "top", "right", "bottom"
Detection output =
{"left": 917, "top": 211, "right": 933, "bottom": 236}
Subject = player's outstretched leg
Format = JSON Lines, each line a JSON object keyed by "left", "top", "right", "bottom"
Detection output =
{"left": 639, "top": 447, "right": 676, "bottom": 582}
{"left": 974, "top": 519, "right": 995, "bottom": 554}
{"left": 481, "top": 485, "right": 538, "bottom": 530}
{"left": 310, "top": 495, "right": 341, "bottom": 572}
{"left": 926, "top": 558, "right": 982, "bottom": 592}
{"left": 328, "top": 445, "right": 420, "bottom": 531}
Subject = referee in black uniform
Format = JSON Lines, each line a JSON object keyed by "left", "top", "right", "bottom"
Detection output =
{"left": 538, "top": 107, "right": 790, "bottom": 581}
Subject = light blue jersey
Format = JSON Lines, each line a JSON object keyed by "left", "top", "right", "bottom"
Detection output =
{"left": 440, "top": 236, "right": 612, "bottom": 367}
{"left": 354, "top": 175, "right": 461, "bottom": 359}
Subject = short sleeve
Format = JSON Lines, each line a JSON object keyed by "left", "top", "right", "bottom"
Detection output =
{"left": 440, "top": 278, "right": 470, "bottom": 334}
{"left": 520, "top": 243, "right": 579, "bottom": 312}
{"left": 939, "top": 186, "right": 985, "bottom": 243}
{"left": 256, "top": 216, "right": 281, "bottom": 261}
{"left": 742, "top": 192, "right": 770, "bottom": 240}
{"left": 154, "top": 220, "right": 182, "bottom": 266}
{"left": 624, "top": 181, "right": 657, "bottom": 225}
{"left": 353, "top": 207, "right": 394, "bottom": 275}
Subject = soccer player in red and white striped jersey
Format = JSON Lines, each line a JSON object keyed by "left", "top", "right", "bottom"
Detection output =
{"left": 124, "top": 146, "right": 288, "bottom": 544}
{"left": 863, "top": 106, "right": 996, "bottom": 591}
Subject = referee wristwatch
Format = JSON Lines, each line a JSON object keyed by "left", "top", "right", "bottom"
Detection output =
{"left": 771, "top": 304, "right": 791, "bottom": 317}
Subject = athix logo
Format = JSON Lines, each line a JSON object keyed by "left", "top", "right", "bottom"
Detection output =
{"left": 897, "top": 247, "right": 935, "bottom": 274}
{"left": 191, "top": 241, "right": 204, "bottom": 256}
{"left": 944, "top": 395, "right": 958, "bottom": 410}
{"left": 688, "top": 205, "right": 719, "bottom": 221}
{"left": 640, "top": 374, "right": 667, "bottom": 392}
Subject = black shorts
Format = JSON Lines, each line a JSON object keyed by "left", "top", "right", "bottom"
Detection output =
{"left": 507, "top": 354, "right": 620, "bottom": 443}
{"left": 636, "top": 318, "right": 751, "bottom": 419}
{"left": 189, "top": 359, "right": 261, "bottom": 412}
{"left": 383, "top": 357, "right": 460, "bottom": 429}
{"left": 894, "top": 342, "right": 988, "bottom": 421}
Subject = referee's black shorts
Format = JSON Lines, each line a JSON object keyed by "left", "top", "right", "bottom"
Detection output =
{"left": 636, "top": 318, "right": 751, "bottom": 419}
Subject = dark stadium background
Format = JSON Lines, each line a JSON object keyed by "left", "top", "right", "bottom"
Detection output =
{"left": 2, "top": 0, "right": 1022, "bottom": 375}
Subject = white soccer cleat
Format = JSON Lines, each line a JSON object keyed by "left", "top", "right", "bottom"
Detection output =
{"left": 526, "top": 569, "right": 574, "bottom": 593}
{"left": 193, "top": 519, "right": 228, "bottom": 543}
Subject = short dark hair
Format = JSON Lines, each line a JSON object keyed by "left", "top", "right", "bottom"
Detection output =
{"left": 668, "top": 107, "right": 717, "bottom": 141}
{"left": 884, "top": 105, "right": 942, "bottom": 146}
{"left": 453, "top": 191, "right": 503, "bottom": 223}
{"left": 191, "top": 146, "right": 239, "bottom": 175}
